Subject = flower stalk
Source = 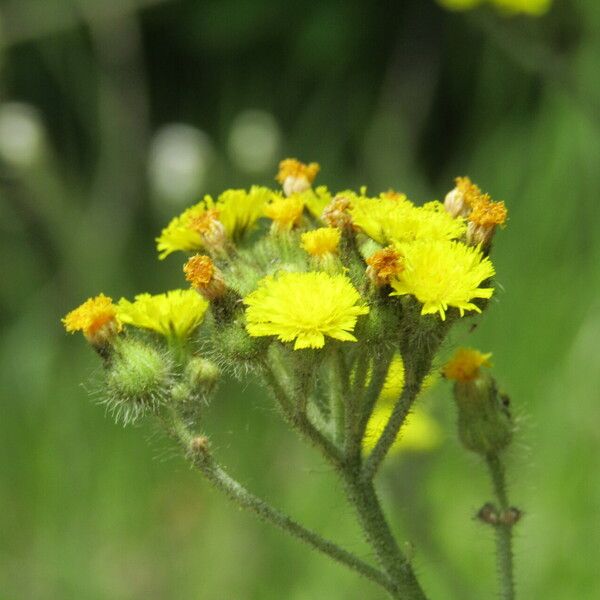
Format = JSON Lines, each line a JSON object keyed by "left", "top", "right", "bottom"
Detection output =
{"left": 63, "top": 159, "right": 519, "bottom": 599}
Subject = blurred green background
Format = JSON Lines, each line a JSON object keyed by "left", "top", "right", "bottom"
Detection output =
{"left": 1, "top": 0, "right": 599, "bottom": 598}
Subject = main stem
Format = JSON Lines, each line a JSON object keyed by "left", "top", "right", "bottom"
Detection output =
{"left": 344, "top": 472, "right": 428, "bottom": 600}
{"left": 486, "top": 453, "right": 516, "bottom": 600}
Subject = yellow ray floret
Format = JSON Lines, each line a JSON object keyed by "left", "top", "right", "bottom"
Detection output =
{"left": 389, "top": 240, "right": 495, "bottom": 320}
{"left": 264, "top": 194, "right": 304, "bottom": 231}
{"left": 62, "top": 294, "right": 121, "bottom": 340}
{"left": 300, "top": 227, "right": 340, "bottom": 257}
{"left": 156, "top": 187, "right": 271, "bottom": 259}
{"left": 244, "top": 271, "right": 369, "bottom": 350}
{"left": 352, "top": 197, "right": 465, "bottom": 246}
{"left": 443, "top": 347, "right": 492, "bottom": 382}
{"left": 117, "top": 289, "right": 208, "bottom": 339}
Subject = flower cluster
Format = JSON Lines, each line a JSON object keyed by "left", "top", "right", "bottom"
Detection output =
{"left": 63, "top": 157, "right": 506, "bottom": 444}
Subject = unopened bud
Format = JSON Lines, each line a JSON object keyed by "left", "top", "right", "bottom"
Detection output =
{"left": 444, "top": 348, "right": 512, "bottom": 455}
{"left": 105, "top": 340, "right": 172, "bottom": 424}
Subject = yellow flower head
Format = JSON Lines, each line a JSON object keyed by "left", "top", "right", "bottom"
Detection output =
{"left": 264, "top": 194, "right": 304, "bottom": 231}
{"left": 62, "top": 294, "right": 122, "bottom": 343}
{"left": 183, "top": 255, "right": 227, "bottom": 301}
{"left": 468, "top": 194, "right": 508, "bottom": 228}
{"left": 445, "top": 176, "right": 482, "bottom": 218}
{"left": 156, "top": 199, "right": 212, "bottom": 259}
{"left": 352, "top": 198, "right": 465, "bottom": 246}
{"left": 117, "top": 289, "right": 208, "bottom": 339}
{"left": 244, "top": 271, "right": 369, "bottom": 350}
{"left": 437, "top": 0, "right": 551, "bottom": 15}
{"left": 156, "top": 187, "right": 270, "bottom": 259}
{"left": 366, "top": 246, "right": 404, "bottom": 286}
{"left": 364, "top": 406, "right": 443, "bottom": 453}
{"left": 276, "top": 158, "right": 320, "bottom": 196}
{"left": 443, "top": 348, "right": 492, "bottom": 382}
{"left": 300, "top": 227, "right": 340, "bottom": 257}
{"left": 389, "top": 239, "right": 495, "bottom": 320}
{"left": 217, "top": 186, "right": 271, "bottom": 239}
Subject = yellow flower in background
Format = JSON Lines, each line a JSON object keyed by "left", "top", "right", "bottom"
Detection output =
{"left": 437, "top": 0, "right": 552, "bottom": 16}
{"left": 364, "top": 406, "right": 443, "bottom": 453}
{"left": 443, "top": 347, "right": 492, "bottom": 381}
{"left": 352, "top": 198, "right": 465, "bottom": 246}
{"left": 276, "top": 158, "right": 320, "bottom": 196}
{"left": 264, "top": 194, "right": 305, "bottom": 231}
{"left": 62, "top": 294, "right": 122, "bottom": 343}
{"left": 390, "top": 239, "right": 495, "bottom": 319}
{"left": 300, "top": 227, "right": 340, "bottom": 257}
{"left": 118, "top": 289, "right": 208, "bottom": 339}
{"left": 244, "top": 271, "right": 369, "bottom": 350}
{"left": 156, "top": 187, "right": 271, "bottom": 259}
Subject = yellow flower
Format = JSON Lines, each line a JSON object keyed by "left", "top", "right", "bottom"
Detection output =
{"left": 217, "top": 186, "right": 272, "bottom": 239}
{"left": 363, "top": 406, "right": 443, "bottom": 453}
{"left": 437, "top": 0, "right": 551, "bottom": 15}
{"left": 183, "top": 255, "right": 227, "bottom": 301}
{"left": 352, "top": 198, "right": 465, "bottom": 246}
{"left": 156, "top": 199, "right": 211, "bottom": 259}
{"left": 156, "top": 187, "right": 270, "bottom": 259}
{"left": 62, "top": 293, "right": 122, "bottom": 343}
{"left": 244, "top": 271, "right": 369, "bottom": 350}
{"left": 366, "top": 246, "right": 404, "bottom": 286}
{"left": 264, "top": 194, "right": 304, "bottom": 231}
{"left": 443, "top": 347, "right": 492, "bottom": 382}
{"left": 276, "top": 158, "right": 320, "bottom": 196}
{"left": 300, "top": 227, "right": 340, "bottom": 257}
{"left": 468, "top": 194, "right": 508, "bottom": 229}
{"left": 117, "top": 289, "right": 208, "bottom": 339}
{"left": 389, "top": 240, "right": 495, "bottom": 319}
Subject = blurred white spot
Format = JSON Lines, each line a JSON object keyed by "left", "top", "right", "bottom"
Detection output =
{"left": 228, "top": 110, "right": 281, "bottom": 174}
{"left": 148, "top": 123, "right": 213, "bottom": 209}
{"left": 0, "top": 103, "right": 45, "bottom": 168}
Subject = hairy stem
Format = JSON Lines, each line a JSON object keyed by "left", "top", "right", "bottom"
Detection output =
{"left": 486, "top": 453, "right": 516, "bottom": 600}
{"left": 344, "top": 473, "right": 428, "bottom": 600}
{"left": 168, "top": 414, "right": 397, "bottom": 596}
{"left": 261, "top": 365, "right": 342, "bottom": 467}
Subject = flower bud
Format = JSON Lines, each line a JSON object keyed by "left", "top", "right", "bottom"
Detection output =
{"left": 105, "top": 340, "right": 172, "bottom": 424}
{"left": 444, "top": 350, "right": 513, "bottom": 456}
{"left": 185, "top": 357, "right": 220, "bottom": 393}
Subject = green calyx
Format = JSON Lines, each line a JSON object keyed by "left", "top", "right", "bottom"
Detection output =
{"left": 453, "top": 371, "right": 513, "bottom": 456}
